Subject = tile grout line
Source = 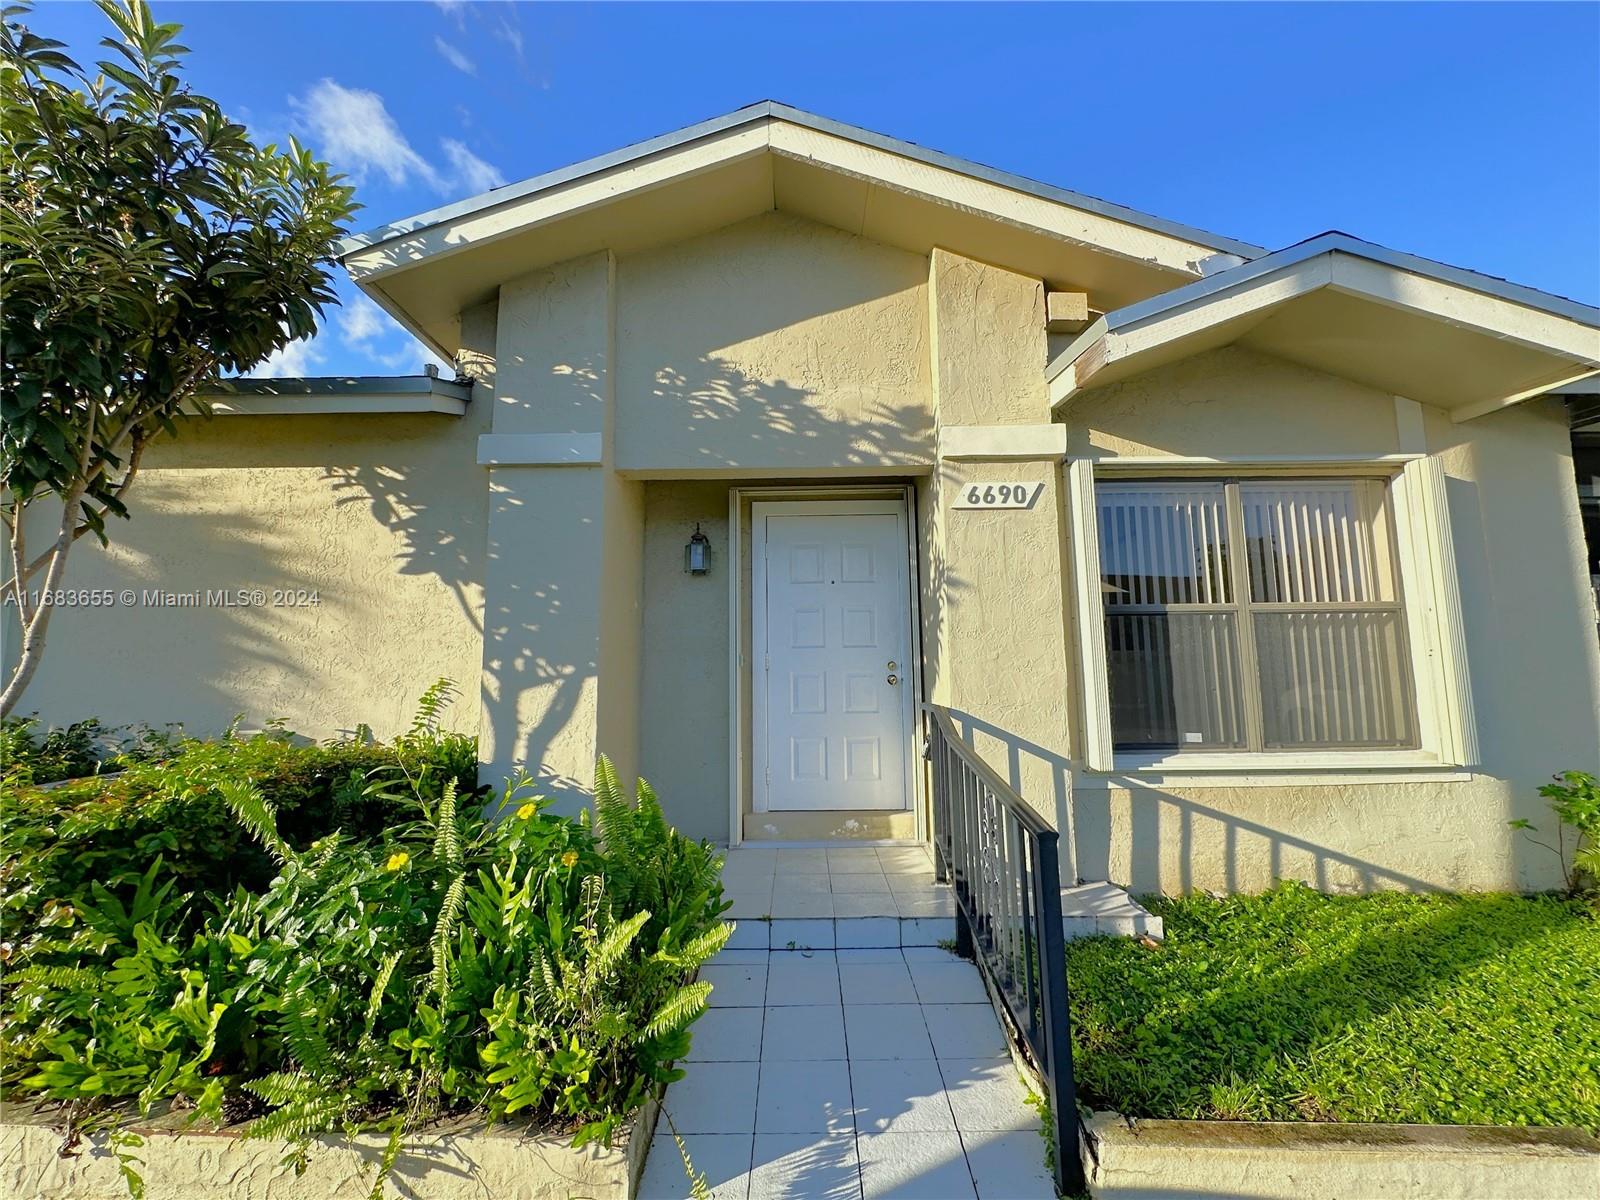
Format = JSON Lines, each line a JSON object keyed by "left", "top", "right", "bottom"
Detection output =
{"left": 744, "top": 952, "right": 766, "bottom": 1200}
{"left": 839, "top": 945, "right": 867, "bottom": 1200}
{"left": 909, "top": 950, "right": 983, "bottom": 1200}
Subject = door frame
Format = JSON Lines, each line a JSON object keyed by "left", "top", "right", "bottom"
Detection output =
{"left": 728, "top": 485, "right": 924, "bottom": 845}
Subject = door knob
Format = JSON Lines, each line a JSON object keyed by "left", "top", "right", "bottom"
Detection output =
{"left": 887, "top": 660, "right": 897, "bottom": 670}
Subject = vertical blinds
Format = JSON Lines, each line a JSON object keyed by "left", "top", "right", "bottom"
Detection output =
{"left": 1098, "top": 477, "right": 1416, "bottom": 753}
{"left": 1240, "top": 481, "right": 1392, "bottom": 605}
{"left": 1098, "top": 484, "right": 1231, "bottom": 607}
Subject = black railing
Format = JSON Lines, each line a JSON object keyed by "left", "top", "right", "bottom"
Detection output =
{"left": 924, "top": 703, "right": 1084, "bottom": 1196}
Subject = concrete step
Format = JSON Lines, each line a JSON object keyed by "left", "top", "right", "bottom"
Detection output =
{"left": 1061, "top": 881, "right": 1164, "bottom": 941}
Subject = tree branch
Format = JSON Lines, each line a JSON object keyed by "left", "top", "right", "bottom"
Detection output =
{"left": 1, "top": 406, "right": 97, "bottom": 718}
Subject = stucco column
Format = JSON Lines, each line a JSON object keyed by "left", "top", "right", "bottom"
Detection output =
{"left": 478, "top": 251, "right": 644, "bottom": 811}
{"left": 924, "top": 249, "right": 1078, "bottom": 874}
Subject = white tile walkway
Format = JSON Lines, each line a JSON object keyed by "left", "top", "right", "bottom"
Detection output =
{"left": 719, "top": 846, "right": 956, "bottom": 922}
{"left": 639, "top": 943, "right": 1054, "bottom": 1200}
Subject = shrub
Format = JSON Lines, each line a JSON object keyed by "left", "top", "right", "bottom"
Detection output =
{"left": 1, "top": 715, "right": 114, "bottom": 785}
{"left": 1, "top": 729, "right": 728, "bottom": 1192}
{"left": 0, "top": 687, "right": 481, "bottom": 953}
{"left": 1511, "top": 770, "right": 1600, "bottom": 894}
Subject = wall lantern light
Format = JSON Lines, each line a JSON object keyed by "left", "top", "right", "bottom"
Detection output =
{"left": 684, "top": 524, "right": 712, "bottom": 575}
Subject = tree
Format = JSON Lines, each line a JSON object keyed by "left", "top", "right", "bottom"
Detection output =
{"left": 1, "top": 0, "right": 357, "bottom": 715}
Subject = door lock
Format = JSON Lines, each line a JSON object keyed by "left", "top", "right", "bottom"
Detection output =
{"left": 887, "top": 674, "right": 900, "bottom": 686}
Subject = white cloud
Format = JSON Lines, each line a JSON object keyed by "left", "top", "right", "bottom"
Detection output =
{"left": 441, "top": 137, "right": 506, "bottom": 194}
{"left": 339, "top": 293, "right": 390, "bottom": 347}
{"left": 433, "top": 0, "right": 467, "bottom": 25}
{"left": 291, "top": 78, "right": 505, "bottom": 198}
{"left": 291, "top": 79, "right": 441, "bottom": 190}
{"left": 493, "top": 15, "right": 525, "bottom": 63}
{"left": 376, "top": 343, "right": 453, "bottom": 375}
{"left": 330, "top": 291, "right": 454, "bottom": 376}
{"left": 434, "top": 36, "right": 476, "bottom": 76}
{"left": 256, "top": 334, "right": 327, "bottom": 378}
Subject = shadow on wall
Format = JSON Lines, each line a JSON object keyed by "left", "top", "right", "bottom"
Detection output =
{"left": 943, "top": 708, "right": 1074, "bottom": 878}
{"left": 321, "top": 461, "right": 486, "bottom": 639}
{"left": 938, "top": 712, "right": 1460, "bottom": 895}
{"left": 349, "top": 339, "right": 942, "bottom": 808}
{"left": 637, "top": 363, "right": 934, "bottom": 473}
{"left": 12, "top": 403, "right": 495, "bottom": 741}
{"left": 616, "top": 210, "right": 934, "bottom": 473}
{"left": 1072, "top": 786, "right": 1444, "bottom": 895}
{"left": 31, "top": 498, "right": 345, "bottom": 734}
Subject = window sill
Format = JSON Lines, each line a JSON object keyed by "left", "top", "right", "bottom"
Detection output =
{"left": 1080, "top": 750, "right": 1474, "bottom": 789}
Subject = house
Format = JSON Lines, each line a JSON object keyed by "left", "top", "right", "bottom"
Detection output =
{"left": 22, "top": 103, "right": 1600, "bottom": 895}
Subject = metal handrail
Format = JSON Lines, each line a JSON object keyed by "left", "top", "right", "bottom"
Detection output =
{"left": 923, "top": 702, "right": 1084, "bottom": 1196}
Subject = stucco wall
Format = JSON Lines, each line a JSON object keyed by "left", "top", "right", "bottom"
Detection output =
{"left": 613, "top": 212, "right": 934, "bottom": 475}
{"left": 635, "top": 482, "right": 732, "bottom": 842}
{"left": 1061, "top": 348, "right": 1600, "bottom": 893}
{"left": 921, "top": 250, "right": 1077, "bottom": 837}
{"left": 929, "top": 247, "right": 1047, "bottom": 425}
{"left": 495, "top": 252, "right": 612, "bottom": 435}
{"left": 480, "top": 253, "right": 647, "bottom": 809}
{"left": 12, "top": 401, "right": 490, "bottom": 742}
{"left": 1069, "top": 344, "right": 1402, "bottom": 460}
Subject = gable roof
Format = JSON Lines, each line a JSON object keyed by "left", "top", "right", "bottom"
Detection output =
{"left": 340, "top": 101, "right": 1262, "bottom": 261}
{"left": 338, "top": 101, "right": 1262, "bottom": 360}
{"left": 1048, "top": 232, "right": 1600, "bottom": 421}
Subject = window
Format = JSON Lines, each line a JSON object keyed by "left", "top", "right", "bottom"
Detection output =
{"left": 1096, "top": 477, "right": 1417, "bottom": 754}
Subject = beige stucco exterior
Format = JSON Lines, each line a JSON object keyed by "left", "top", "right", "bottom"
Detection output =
{"left": 1058, "top": 349, "right": 1600, "bottom": 892}
{"left": 13, "top": 114, "right": 1599, "bottom": 896}
{"left": 11, "top": 403, "right": 489, "bottom": 742}
{"left": 614, "top": 213, "right": 934, "bottom": 476}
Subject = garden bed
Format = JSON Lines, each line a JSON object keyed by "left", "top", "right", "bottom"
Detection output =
{"left": 1066, "top": 884, "right": 1600, "bottom": 1131}
{"left": 1, "top": 686, "right": 728, "bottom": 1198}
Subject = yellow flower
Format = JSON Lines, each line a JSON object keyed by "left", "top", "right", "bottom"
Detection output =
{"left": 516, "top": 802, "right": 537, "bottom": 820}
{"left": 561, "top": 850, "right": 579, "bottom": 868}
{"left": 385, "top": 851, "right": 410, "bottom": 872}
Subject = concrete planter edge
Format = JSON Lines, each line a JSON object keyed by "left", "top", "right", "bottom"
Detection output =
{"left": 0, "top": 1091, "right": 662, "bottom": 1200}
{"left": 1081, "top": 1110, "right": 1600, "bottom": 1200}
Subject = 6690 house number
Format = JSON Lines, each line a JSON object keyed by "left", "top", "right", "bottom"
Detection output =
{"left": 952, "top": 481, "right": 1044, "bottom": 510}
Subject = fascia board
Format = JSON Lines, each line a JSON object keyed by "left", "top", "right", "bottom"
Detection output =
{"left": 342, "top": 125, "right": 772, "bottom": 282}
{"left": 340, "top": 100, "right": 1264, "bottom": 264}
{"left": 338, "top": 103, "right": 780, "bottom": 254}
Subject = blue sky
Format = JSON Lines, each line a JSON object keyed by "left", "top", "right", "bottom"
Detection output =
{"left": 28, "top": 0, "right": 1600, "bottom": 377}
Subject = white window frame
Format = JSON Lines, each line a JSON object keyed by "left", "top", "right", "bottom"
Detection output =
{"left": 1065, "top": 454, "right": 1478, "bottom": 783}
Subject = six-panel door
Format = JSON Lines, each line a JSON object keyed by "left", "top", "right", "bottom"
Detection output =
{"left": 756, "top": 506, "right": 912, "bottom": 811}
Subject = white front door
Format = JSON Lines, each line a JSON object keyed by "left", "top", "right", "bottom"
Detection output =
{"left": 753, "top": 500, "right": 914, "bottom": 812}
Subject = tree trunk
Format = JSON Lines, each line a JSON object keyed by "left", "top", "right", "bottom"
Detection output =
{"left": 0, "top": 486, "right": 84, "bottom": 718}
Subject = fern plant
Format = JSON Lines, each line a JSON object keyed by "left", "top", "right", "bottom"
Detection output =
{"left": 3, "top": 727, "right": 728, "bottom": 1198}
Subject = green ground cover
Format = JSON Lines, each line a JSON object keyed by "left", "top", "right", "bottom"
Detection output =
{"left": 1067, "top": 883, "right": 1600, "bottom": 1131}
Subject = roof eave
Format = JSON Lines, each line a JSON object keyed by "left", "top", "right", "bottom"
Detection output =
{"left": 199, "top": 374, "right": 472, "bottom": 417}
{"left": 337, "top": 101, "right": 1265, "bottom": 265}
{"left": 1048, "top": 236, "right": 1600, "bottom": 419}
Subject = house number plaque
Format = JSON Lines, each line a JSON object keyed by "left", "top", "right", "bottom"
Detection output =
{"left": 952, "top": 481, "right": 1044, "bottom": 510}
